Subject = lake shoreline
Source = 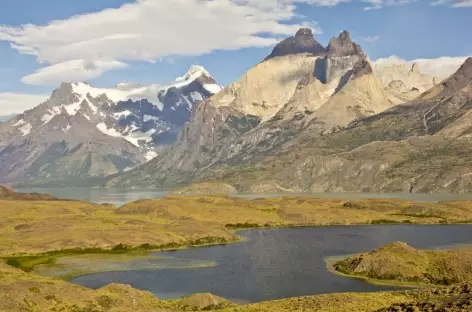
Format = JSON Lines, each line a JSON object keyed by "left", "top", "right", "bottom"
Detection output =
{"left": 7, "top": 222, "right": 471, "bottom": 279}
{"left": 23, "top": 223, "right": 472, "bottom": 285}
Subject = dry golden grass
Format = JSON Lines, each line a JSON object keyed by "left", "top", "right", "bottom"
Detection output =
{"left": 3, "top": 195, "right": 472, "bottom": 256}
{"left": 3, "top": 192, "right": 472, "bottom": 311}
{"left": 335, "top": 242, "right": 472, "bottom": 285}
{"left": 0, "top": 259, "right": 436, "bottom": 312}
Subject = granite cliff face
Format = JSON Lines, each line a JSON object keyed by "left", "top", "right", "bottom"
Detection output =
{"left": 199, "top": 57, "right": 472, "bottom": 193}
{"left": 109, "top": 30, "right": 400, "bottom": 188}
{"left": 111, "top": 50, "right": 472, "bottom": 193}
{"left": 265, "top": 28, "right": 326, "bottom": 60}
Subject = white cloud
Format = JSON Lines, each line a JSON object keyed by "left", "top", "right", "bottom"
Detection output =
{"left": 305, "top": 0, "right": 351, "bottom": 6}
{"left": 0, "top": 93, "right": 49, "bottom": 115}
{"left": 363, "top": 0, "right": 415, "bottom": 10}
{"left": 374, "top": 55, "right": 469, "bottom": 78}
{"left": 21, "top": 59, "right": 128, "bottom": 86}
{"left": 0, "top": 0, "right": 331, "bottom": 85}
{"left": 430, "top": 0, "right": 472, "bottom": 6}
{"left": 360, "top": 35, "right": 380, "bottom": 42}
{"left": 452, "top": 0, "right": 472, "bottom": 6}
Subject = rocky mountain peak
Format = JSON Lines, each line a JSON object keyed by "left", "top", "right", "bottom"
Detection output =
{"left": 265, "top": 28, "right": 326, "bottom": 60}
{"left": 351, "top": 58, "right": 373, "bottom": 78}
{"left": 295, "top": 27, "right": 314, "bottom": 38}
{"left": 176, "top": 65, "right": 213, "bottom": 83}
{"left": 462, "top": 57, "right": 472, "bottom": 71}
{"left": 327, "top": 30, "right": 363, "bottom": 57}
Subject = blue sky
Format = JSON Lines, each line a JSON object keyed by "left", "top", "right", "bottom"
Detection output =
{"left": 0, "top": 0, "right": 470, "bottom": 114}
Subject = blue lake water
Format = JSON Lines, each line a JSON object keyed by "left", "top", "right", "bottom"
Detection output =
{"left": 70, "top": 225, "right": 472, "bottom": 303}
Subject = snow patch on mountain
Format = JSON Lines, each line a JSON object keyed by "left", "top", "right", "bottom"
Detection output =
{"left": 18, "top": 122, "right": 32, "bottom": 136}
{"left": 13, "top": 119, "right": 25, "bottom": 127}
{"left": 96, "top": 122, "right": 156, "bottom": 148}
{"left": 41, "top": 113, "right": 54, "bottom": 125}
{"left": 203, "top": 84, "right": 223, "bottom": 94}
{"left": 144, "top": 150, "right": 158, "bottom": 161}
{"left": 175, "top": 65, "right": 211, "bottom": 82}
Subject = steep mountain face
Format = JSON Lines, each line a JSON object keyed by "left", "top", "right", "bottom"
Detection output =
{"left": 111, "top": 54, "right": 472, "bottom": 193}
{"left": 108, "top": 30, "right": 401, "bottom": 188}
{"left": 265, "top": 28, "right": 326, "bottom": 60}
{"left": 196, "top": 57, "right": 472, "bottom": 193}
{"left": 0, "top": 66, "right": 221, "bottom": 186}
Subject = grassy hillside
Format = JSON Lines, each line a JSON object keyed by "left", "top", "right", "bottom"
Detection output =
{"left": 4, "top": 196, "right": 472, "bottom": 257}
{"left": 335, "top": 242, "right": 472, "bottom": 285}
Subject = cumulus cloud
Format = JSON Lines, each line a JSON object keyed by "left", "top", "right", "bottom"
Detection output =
{"left": 0, "top": 0, "right": 331, "bottom": 85}
{"left": 360, "top": 35, "right": 379, "bottom": 42}
{"left": 21, "top": 60, "right": 128, "bottom": 86}
{"left": 0, "top": 93, "right": 49, "bottom": 115}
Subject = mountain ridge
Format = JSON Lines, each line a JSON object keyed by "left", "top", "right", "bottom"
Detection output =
{"left": 107, "top": 32, "right": 471, "bottom": 192}
{"left": 0, "top": 65, "right": 222, "bottom": 186}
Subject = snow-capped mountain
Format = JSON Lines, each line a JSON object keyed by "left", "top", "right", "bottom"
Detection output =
{"left": 0, "top": 65, "right": 221, "bottom": 186}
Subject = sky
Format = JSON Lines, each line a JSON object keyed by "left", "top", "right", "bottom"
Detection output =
{"left": 0, "top": 0, "right": 470, "bottom": 116}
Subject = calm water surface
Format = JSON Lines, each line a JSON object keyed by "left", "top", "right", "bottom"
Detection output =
{"left": 16, "top": 187, "right": 472, "bottom": 206}
{"left": 17, "top": 187, "right": 168, "bottom": 206}
{"left": 71, "top": 225, "right": 472, "bottom": 303}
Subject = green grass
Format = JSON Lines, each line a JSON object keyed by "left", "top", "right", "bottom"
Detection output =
{"left": 3, "top": 237, "right": 236, "bottom": 273}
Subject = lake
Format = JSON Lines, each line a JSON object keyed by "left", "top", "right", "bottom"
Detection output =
{"left": 70, "top": 225, "right": 472, "bottom": 303}
{"left": 16, "top": 187, "right": 472, "bottom": 207}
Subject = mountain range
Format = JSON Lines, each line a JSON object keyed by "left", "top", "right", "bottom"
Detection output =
{"left": 0, "top": 66, "right": 221, "bottom": 186}
{"left": 1, "top": 28, "right": 470, "bottom": 192}
{"left": 106, "top": 29, "right": 471, "bottom": 193}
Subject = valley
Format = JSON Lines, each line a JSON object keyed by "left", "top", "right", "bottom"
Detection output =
{"left": 2, "top": 187, "right": 472, "bottom": 311}
{"left": 1, "top": 20, "right": 472, "bottom": 312}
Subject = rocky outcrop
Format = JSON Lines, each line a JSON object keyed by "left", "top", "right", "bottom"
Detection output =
{"left": 326, "top": 31, "right": 364, "bottom": 57}
{"left": 265, "top": 28, "right": 326, "bottom": 60}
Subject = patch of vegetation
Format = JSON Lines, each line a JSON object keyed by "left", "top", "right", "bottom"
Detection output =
{"left": 225, "top": 222, "right": 262, "bottom": 229}
{"left": 371, "top": 219, "right": 413, "bottom": 224}
{"left": 28, "top": 287, "right": 41, "bottom": 294}
{"left": 390, "top": 213, "right": 445, "bottom": 219}
{"left": 4, "top": 238, "right": 235, "bottom": 273}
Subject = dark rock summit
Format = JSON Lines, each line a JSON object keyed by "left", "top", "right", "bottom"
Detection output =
{"left": 327, "top": 31, "right": 364, "bottom": 57}
{"left": 351, "top": 58, "right": 373, "bottom": 78}
{"left": 266, "top": 28, "right": 326, "bottom": 60}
